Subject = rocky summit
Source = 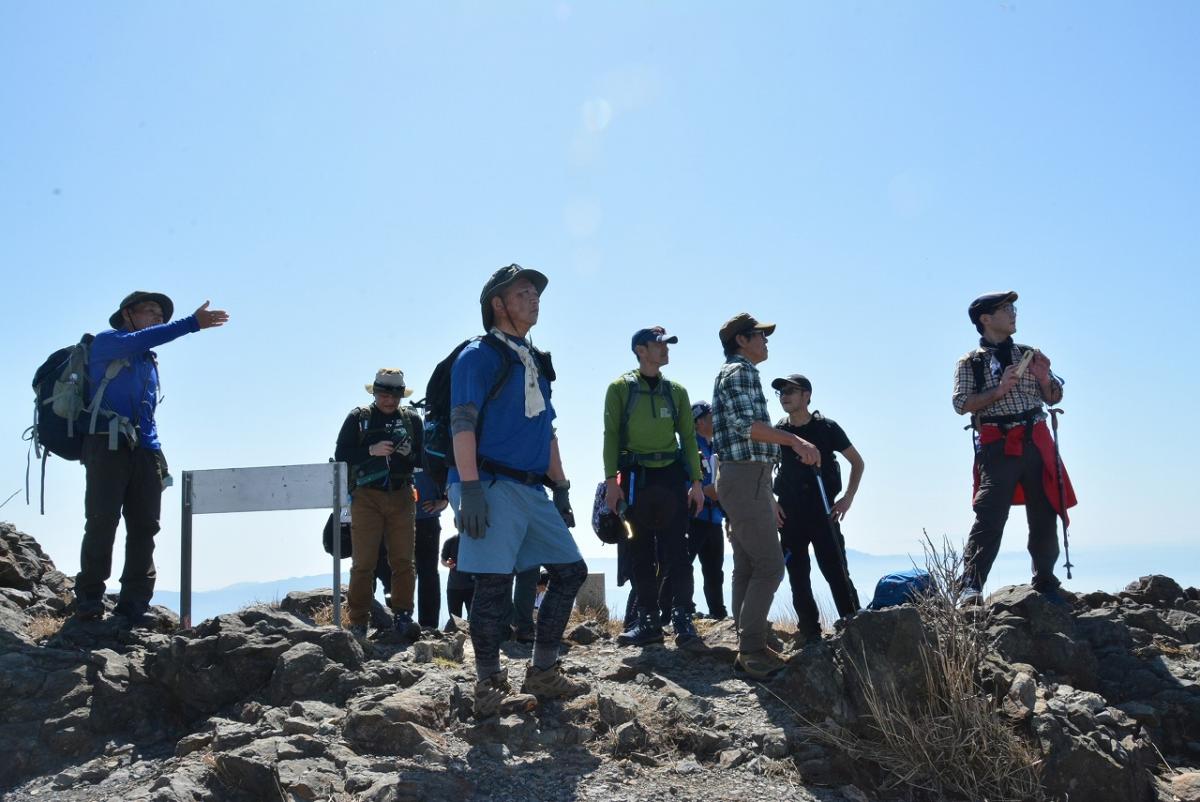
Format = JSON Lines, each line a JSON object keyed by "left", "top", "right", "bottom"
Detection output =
{"left": 2, "top": 520, "right": 1199, "bottom": 802}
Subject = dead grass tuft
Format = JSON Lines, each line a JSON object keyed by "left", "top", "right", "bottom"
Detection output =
{"left": 311, "top": 602, "right": 335, "bottom": 627}
{"left": 799, "top": 532, "right": 1045, "bottom": 801}
{"left": 25, "top": 613, "right": 66, "bottom": 641}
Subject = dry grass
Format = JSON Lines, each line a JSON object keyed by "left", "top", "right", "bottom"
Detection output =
{"left": 25, "top": 613, "right": 66, "bottom": 641}
{"left": 570, "top": 603, "right": 624, "bottom": 637}
{"left": 311, "top": 602, "right": 335, "bottom": 627}
{"left": 798, "top": 533, "right": 1045, "bottom": 802}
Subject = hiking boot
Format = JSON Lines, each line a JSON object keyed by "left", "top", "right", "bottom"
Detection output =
{"left": 671, "top": 608, "right": 707, "bottom": 651}
{"left": 734, "top": 648, "right": 787, "bottom": 681}
{"left": 520, "top": 661, "right": 590, "bottom": 700}
{"left": 1037, "top": 586, "right": 1072, "bottom": 609}
{"left": 617, "top": 609, "right": 663, "bottom": 647}
{"left": 794, "top": 630, "right": 823, "bottom": 649}
{"left": 348, "top": 623, "right": 368, "bottom": 639}
{"left": 393, "top": 610, "right": 420, "bottom": 638}
{"left": 473, "top": 669, "right": 537, "bottom": 719}
{"left": 74, "top": 605, "right": 104, "bottom": 622}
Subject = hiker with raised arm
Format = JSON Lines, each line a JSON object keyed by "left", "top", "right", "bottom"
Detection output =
{"left": 602, "top": 326, "right": 706, "bottom": 650}
{"left": 772, "top": 373, "right": 863, "bottom": 645}
{"left": 447, "top": 264, "right": 589, "bottom": 718}
{"left": 74, "top": 291, "right": 229, "bottom": 624}
{"left": 335, "top": 370, "right": 424, "bottom": 638}
{"left": 711, "top": 313, "right": 819, "bottom": 680}
{"left": 953, "top": 291, "right": 1076, "bottom": 606}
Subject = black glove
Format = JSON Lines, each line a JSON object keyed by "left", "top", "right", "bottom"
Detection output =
{"left": 458, "top": 480, "right": 489, "bottom": 539}
{"left": 552, "top": 480, "right": 574, "bottom": 528}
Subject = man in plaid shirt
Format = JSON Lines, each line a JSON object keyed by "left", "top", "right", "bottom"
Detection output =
{"left": 953, "top": 291, "right": 1073, "bottom": 607}
{"left": 712, "top": 313, "right": 819, "bottom": 679}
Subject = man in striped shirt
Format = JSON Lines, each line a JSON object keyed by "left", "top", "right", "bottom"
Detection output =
{"left": 711, "top": 313, "right": 819, "bottom": 679}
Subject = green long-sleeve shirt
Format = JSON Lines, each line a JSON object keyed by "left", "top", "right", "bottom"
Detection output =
{"left": 602, "top": 371, "right": 703, "bottom": 482}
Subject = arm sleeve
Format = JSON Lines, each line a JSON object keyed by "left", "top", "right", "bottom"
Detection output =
{"left": 91, "top": 316, "right": 202, "bottom": 362}
{"left": 829, "top": 420, "right": 852, "bottom": 452}
{"left": 720, "top": 366, "right": 755, "bottom": 439}
{"left": 450, "top": 344, "right": 493, "bottom": 411}
{"left": 674, "top": 384, "right": 703, "bottom": 482}
{"left": 601, "top": 380, "right": 625, "bottom": 478}
{"left": 334, "top": 412, "right": 370, "bottom": 466}
{"left": 952, "top": 357, "right": 973, "bottom": 415}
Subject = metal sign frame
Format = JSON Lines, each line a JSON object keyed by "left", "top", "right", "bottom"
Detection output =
{"left": 179, "top": 461, "right": 346, "bottom": 629}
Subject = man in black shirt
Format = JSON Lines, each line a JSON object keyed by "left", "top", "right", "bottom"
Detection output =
{"left": 334, "top": 369, "right": 424, "bottom": 638}
{"left": 771, "top": 374, "right": 864, "bottom": 645}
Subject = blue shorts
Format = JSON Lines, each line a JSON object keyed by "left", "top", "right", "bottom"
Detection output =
{"left": 448, "top": 480, "right": 583, "bottom": 574}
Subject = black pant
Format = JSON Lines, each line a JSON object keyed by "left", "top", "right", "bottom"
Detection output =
{"left": 447, "top": 586, "right": 474, "bottom": 619}
{"left": 624, "top": 462, "right": 692, "bottom": 618}
{"left": 76, "top": 436, "right": 166, "bottom": 615}
{"left": 963, "top": 438, "right": 1060, "bottom": 591}
{"left": 656, "top": 517, "right": 728, "bottom": 618}
{"left": 414, "top": 517, "right": 441, "bottom": 627}
{"left": 779, "top": 489, "right": 859, "bottom": 640}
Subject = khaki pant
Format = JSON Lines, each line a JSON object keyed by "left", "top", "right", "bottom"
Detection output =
{"left": 348, "top": 486, "right": 416, "bottom": 625}
{"left": 716, "top": 460, "right": 783, "bottom": 652}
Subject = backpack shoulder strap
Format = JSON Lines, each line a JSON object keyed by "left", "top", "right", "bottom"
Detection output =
{"left": 661, "top": 378, "right": 679, "bottom": 424}
{"left": 354, "top": 406, "right": 373, "bottom": 445}
{"left": 969, "top": 351, "right": 987, "bottom": 395}
{"left": 478, "top": 334, "right": 514, "bottom": 402}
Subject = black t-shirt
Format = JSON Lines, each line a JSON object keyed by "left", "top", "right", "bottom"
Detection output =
{"left": 440, "top": 535, "right": 474, "bottom": 589}
{"left": 774, "top": 412, "right": 851, "bottom": 501}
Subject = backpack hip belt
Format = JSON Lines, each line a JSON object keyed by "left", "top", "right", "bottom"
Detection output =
{"left": 478, "top": 456, "right": 554, "bottom": 489}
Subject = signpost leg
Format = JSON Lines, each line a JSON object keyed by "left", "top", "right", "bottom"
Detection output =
{"left": 332, "top": 462, "right": 343, "bottom": 628}
{"left": 181, "top": 471, "right": 194, "bottom": 629}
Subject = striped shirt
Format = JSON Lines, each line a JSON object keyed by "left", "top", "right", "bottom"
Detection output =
{"left": 712, "top": 355, "right": 780, "bottom": 464}
{"left": 952, "top": 344, "right": 1063, "bottom": 422}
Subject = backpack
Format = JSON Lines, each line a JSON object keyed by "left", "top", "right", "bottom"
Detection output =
{"left": 866, "top": 568, "right": 933, "bottom": 610}
{"left": 420, "top": 334, "right": 554, "bottom": 486}
{"left": 26, "top": 335, "right": 134, "bottom": 513}
{"left": 590, "top": 480, "right": 629, "bottom": 545}
{"left": 617, "top": 371, "right": 681, "bottom": 468}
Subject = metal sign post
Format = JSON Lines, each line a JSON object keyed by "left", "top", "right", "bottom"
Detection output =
{"left": 179, "top": 462, "right": 347, "bottom": 629}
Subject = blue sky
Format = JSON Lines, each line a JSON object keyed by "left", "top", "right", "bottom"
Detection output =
{"left": 1, "top": 3, "right": 1196, "bottom": 594}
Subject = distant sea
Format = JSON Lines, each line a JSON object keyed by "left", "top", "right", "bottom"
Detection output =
{"left": 153, "top": 543, "right": 1199, "bottom": 629}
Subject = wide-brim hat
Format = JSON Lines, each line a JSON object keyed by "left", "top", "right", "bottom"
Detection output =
{"left": 109, "top": 291, "right": 174, "bottom": 329}
{"left": 718, "top": 312, "right": 776, "bottom": 346}
{"left": 480, "top": 263, "right": 549, "bottom": 330}
{"left": 366, "top": 368, "right": 414, "bottom": 397}
{"left": 968, "top": 290, "right": 1019, "bottom": 324}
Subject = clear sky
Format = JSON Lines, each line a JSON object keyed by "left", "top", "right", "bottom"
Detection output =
{"left": 2, "top": 3, "right": 1196, "bottom": 593}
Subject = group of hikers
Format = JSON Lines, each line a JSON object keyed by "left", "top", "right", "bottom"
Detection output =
{"left": 47, "top": 266, "right": 1075, "bottom": 718}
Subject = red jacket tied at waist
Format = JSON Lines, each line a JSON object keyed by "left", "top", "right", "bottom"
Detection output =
{"left": 973, "top": 420, "right": 1078, "bottom": 525}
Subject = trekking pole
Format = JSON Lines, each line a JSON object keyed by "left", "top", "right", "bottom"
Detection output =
{"left": 1048, "top": 408, "right": 1073, "bottom": 579}
{"left": 813, "top": 466, "right": 858, "bottom": 616}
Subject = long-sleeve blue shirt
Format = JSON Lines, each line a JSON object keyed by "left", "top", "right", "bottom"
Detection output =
{"left": 87, "top": 315, "right": 200, "bottom": 450}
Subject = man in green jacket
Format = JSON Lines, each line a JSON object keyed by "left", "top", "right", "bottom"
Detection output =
{"left": 603, "top": 326, "right": 705, "bottom": 648}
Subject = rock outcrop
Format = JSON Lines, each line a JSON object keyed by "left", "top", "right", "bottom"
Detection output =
{"left": 2, "top": 521, "right": 1197, "bottom": 802}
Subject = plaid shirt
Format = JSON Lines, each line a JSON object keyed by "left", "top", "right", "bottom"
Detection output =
{"left": 712, "top": 355, "right": 780, "bottom": 463}
{"left": 952, "top": 344, "right": 1063, "bottom": 422}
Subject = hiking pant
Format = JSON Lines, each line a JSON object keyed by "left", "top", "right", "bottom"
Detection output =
{"left": 348, "top": 486, "right": 416, "bottom": 626}
{"left": 963, "top": 438, "right": 1060, "bottom": 591}
{"left": 717, "top": 461, "right": 784, "bottom": 653}
{"left": 779, "top": 491, "right": 860, "bottom": 639}
{"left": 656, "top": 517, "right": 728, "bottom": 619}
{"left": 624, "top": 462, "right": 693, "bottom": 619}
{"left": 501, "top": 566, "right": 539, "bottom": 637}
{"left": 447, "top": 585, "right": 474, "bottom": 619}
{"left": 76, "top": 436, "right": 166, "bottom": 615}
{"left": 415, "top": 517, "right": 442, "bottom": 628}
{"left": 469, "top": 560, "right": 587, "bottom": 674}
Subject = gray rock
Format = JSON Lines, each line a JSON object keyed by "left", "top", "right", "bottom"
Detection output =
{"left": 718, "top": 747, "right": 750, "bottom": 768}
{"left": 1171, "top": 772, "right": 1200, "bottom": 802}
{"left": 411, "top": 632, "right": 466, "bottom": 663}
{"left": 1122, "top": 575, "right": 1185, "bottom": 607}
{"left": 343, "top": 687, "right": 451, "bottom": 756}
{"left": 267, "top": 641, "right": 343, "bottom": 703}
{"left": 597, "top": 690, "right": 639, "bottom": 726}
{"left": 613, "top": 719, "right": 647, "bottom": 751}
{"left": 567, "top": 621, "right": 602, "bottom": 644}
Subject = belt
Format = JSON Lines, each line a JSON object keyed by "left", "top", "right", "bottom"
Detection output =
{"left": 478, "top": 457, "right": 554, "bottom": 489}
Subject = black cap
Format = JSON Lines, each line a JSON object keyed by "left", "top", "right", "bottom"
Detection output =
{"left": 109, "top": 291, "right": 174, "bottom": 330}
{"left": 968, "top": 291, "right": 1018, "bottom": 325}
{"left": 771, "top": 374, "right": 812, "bottom": 393}
{"left": 479, "top": 264, "right": 549, "bottom": 330}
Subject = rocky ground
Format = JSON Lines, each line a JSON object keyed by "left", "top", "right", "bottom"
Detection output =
{"left": 3, "top": 520, "right": 1200, "bottom": 802}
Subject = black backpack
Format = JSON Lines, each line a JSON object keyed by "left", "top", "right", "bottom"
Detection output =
{"left": 420, "top": 333, "right": 554, "bottom": 487}
{"left": 26, "top": 335, "right": 133, "bottom": 513}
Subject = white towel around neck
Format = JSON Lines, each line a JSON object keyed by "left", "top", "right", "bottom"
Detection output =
{"left": 491, "top": 328, "right": 546, "bottom": 418}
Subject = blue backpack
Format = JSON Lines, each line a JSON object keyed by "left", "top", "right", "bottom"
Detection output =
{"left": 866, "top": 568, "right": 933, "bottom": 610}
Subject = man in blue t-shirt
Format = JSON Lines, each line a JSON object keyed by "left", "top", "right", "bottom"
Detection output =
{"left": 448, "top": 264, "right": 590, "bottom": 717}
{"left": 76, "top": 290, "right": 229, "bottom": 623}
